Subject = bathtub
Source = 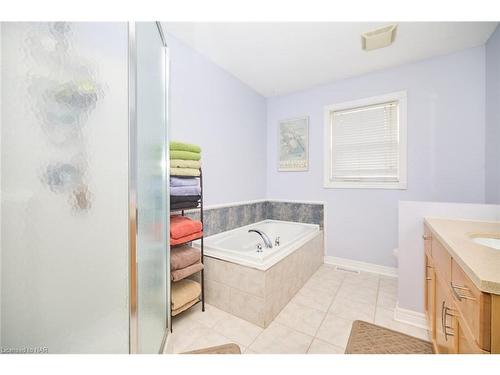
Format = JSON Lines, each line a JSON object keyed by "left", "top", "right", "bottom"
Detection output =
{"left": 196, "top": 220, "right": 320, "bottom": 270}
{"left": 194, "top": 219, "right": 324, "bottom": 327}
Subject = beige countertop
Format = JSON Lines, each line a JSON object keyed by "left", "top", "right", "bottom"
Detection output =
{"left": 424, "top": 217, "right": 500, "bottom": 295}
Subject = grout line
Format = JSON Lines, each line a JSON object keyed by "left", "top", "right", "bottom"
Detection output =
{"left": 189, "top": 304, "right": 260, "bottom": 352}
{"left": 304, "top": 271, "right": 346, "bottom": 353}
{"left": 246, "top": 265, "right": 327, "bottom": 354}
{"left": 244, "top": 322, "right": 267, "bottom": 354}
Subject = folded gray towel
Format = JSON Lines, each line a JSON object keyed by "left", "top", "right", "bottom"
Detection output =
{"left": 170, "top": 176, "right": 199, "bottom": 187}
{"left": 170, "top": 185, "right": 201, "bottom": 196}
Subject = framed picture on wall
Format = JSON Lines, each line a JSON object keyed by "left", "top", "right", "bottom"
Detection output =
{"left": 278, "top": 116, "right": 309, "bottom": 171}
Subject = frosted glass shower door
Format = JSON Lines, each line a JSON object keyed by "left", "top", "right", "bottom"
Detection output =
{"left": 133, "top": 22, "right": 169, "bottom": 354}
{"left": 1, "top": 22, "right": 130, "bottom": 353}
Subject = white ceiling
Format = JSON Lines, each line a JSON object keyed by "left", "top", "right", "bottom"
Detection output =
{"left": 163, "top": 22, "right": 498, "bottom": 97}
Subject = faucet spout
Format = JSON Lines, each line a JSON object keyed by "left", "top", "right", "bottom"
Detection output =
{"left": 248, "top": 229, "right": 273, "bottom": 249}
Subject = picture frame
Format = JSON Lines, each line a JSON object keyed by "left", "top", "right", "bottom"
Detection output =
{"left": 278, "top": 116, "right": 309, "bottom": 171}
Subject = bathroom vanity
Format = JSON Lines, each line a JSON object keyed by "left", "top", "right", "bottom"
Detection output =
{"left": 423, "top": 218, "right": 500, "bottom": 354}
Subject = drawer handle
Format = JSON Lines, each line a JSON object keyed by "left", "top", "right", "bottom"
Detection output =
{"left": 450, "top": 282, "right": 476, "bottom": 301}
{"left": 425, "top": 265, "right": 432, "bottom": 280}
{"left": 441, "top": 301, "right": 455, "bottom": 341}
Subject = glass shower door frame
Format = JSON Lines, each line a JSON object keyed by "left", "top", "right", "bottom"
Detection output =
{"left": 128, "top": 21, "right": 170, "bottom": 355}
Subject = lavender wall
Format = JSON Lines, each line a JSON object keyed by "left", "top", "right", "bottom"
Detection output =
{"left": 267, "top": 47, "right": 486, "bottom": 267}
{"left": 486, "top": 25, "right": 500, "bottom": 204}
{"left": 166, "top": 34, "right": 267, "bottom": 206}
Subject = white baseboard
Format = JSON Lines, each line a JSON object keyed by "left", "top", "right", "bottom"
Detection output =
{"left": 394, "top": 303, "right": 428, "bottom": 329}
{"left": 324, "top": 256, "right": 398, "bottom": 278}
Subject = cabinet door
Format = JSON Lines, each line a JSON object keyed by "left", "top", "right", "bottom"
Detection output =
{"left": 434, "top": 276, "right": 457, "bottom": 353}
{"left": 457, "top": 317, "right": 486, "bottom": 354}
{"left": 451, "top": 259, "right": 491, "bottom": 351}
{"left": 425, "top": 254, "right": 435, "bottom": 339}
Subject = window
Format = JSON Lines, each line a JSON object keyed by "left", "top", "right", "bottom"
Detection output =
{"left": 324, "top": 91, "right": 407, "bottom": 189}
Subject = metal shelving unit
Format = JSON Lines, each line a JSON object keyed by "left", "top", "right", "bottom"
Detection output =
{"left": 169, "top": 169, "right": 205, "bottom": 331}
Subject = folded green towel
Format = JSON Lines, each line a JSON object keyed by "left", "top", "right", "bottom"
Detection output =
{"left": 170, "top": 150, "right": 201, "bottom": 161}
{"left": 170, "top": 159, "right": 201, "bottom": 169}
{"left": 170, "top": 141, "right": 201, "bottom": 153}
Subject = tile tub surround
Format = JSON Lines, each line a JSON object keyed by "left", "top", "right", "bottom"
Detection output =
{"left": 185, "top": 200, "right": 324, "bottom": 237}
{"left": 203, "top": 231, "right": 324, "bottom": 328}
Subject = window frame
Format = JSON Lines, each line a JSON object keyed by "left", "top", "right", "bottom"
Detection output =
{"left": 323, "top": 91, "right": 407, "bottom": 189}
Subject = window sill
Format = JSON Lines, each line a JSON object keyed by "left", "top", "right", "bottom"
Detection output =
{"left": 323, "top": 181, "right": 407, "bottom": 190}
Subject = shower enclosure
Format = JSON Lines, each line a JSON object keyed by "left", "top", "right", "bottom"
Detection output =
{"left": 0, "top": 22, "right": 170, "bottom": 353}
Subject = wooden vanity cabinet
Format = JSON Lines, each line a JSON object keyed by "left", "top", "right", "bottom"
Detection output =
{"left": 423, "top": 223, "right": 499, "bottom": 354}
{"left": 424, "top": 253, "right": 435, "bottom": 340}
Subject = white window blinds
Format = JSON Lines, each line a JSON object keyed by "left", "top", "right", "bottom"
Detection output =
{"left": 329, "top": 101, "right": 400, "bottom": 183}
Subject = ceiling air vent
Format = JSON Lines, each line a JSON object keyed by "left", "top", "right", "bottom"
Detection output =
{"left": 362, "top": 24, "right": 398, "bottom": 51}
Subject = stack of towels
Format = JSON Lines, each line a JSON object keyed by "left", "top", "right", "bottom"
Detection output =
{"left": 170, "top": 141, "right": 201, "bottom": 177}
{"left": 171, "top": 279, "right": 201, "bottom": 316}
{"left": 170, "top": 177, "right": 201, "bottom": 210}
{"left": 170, "top": 141, "right": 202, "bottom": 210}
{"left": 170, "top": 214, "right": 204, "bottom": 315}
{"left": 170, "top": 215, "right": 203, "bottom": 245}
{"left": 169, "top": 141, "right": 204, "bottom": 317}
{"left": 170, "top": 244, "right": 203, "bottom": 282}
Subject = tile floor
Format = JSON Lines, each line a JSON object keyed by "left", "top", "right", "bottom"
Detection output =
{"left": 166, "top": 264, "right": 429, "bottom": 354}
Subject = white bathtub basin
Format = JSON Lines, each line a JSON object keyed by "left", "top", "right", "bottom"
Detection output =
{"left": 471, "top": 236, "right": 500, "bottom": 250}
{"left": 194, "top": 219, "right": 320, "bottom": 270}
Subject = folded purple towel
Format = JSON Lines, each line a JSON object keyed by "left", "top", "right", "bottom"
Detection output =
{"left": 170, "top": 176, "right": 199, "bottom": 187}
{"left": 171, "top": 185, "right": 201, "bottom": 196}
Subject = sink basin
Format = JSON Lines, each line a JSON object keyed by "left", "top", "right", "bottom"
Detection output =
{"left": 471, "top": 236, "right": 500, "bottom": 250}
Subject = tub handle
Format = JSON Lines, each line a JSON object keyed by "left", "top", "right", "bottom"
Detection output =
{"left": 275, "top": 236, "right": 280, "bottom": 246}
{"left": 256, "top": 243, "right": 263, "bottom": 253}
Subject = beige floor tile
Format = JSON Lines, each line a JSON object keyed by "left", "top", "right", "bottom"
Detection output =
{"left": 303, "top": 274, "right": 342, "bottom": 296}
{"left": 313, "top": 265, "right": 347, "bottom": 282}
{"left": 316, "top": 313, "right": 354, "bottom": 348}
{"left": 379, "top": 275, "right": 398, "bottom": 289}
{"left": 376, "top": 289, "right": 398, "bottom": 309}
{"left": 374, "top": 306, "right": 430, "bottom": 341}
{"left": 291, "top": 286, "right": 336, "bottom": 312}
{"left": 335, "top": 283, "right": 378, "bottom": 305}
{"left": 183, "top": 328, "right": 242, "bottom": 353}
{"left": 169, "top": 319, "right": 214, "bottom": 353}
{"left": 171, "top": 308, "right": 197, "bottom": 330}
{"left": 249, "top": 322, "right": 313, "bottom": 354}
{"left": 170, "top": 305, "right": 244, "bottom": 353}
{"left": 307, "top": 338, "right": 345, "bottom": 354}
{"left": 188, "top": 304, "right": 232, "bottom": 328}
{"left": 212, "top": 313, "right": 263, "bottom": 347}
{"left": 344, "top": 270, "right": 380, "bottom": 281}
{"left": 275, "top": 301, "right": 326, "bottom": 336}
{"left": 329, "top": 297, "right": 376, "bottom": 322}
{"left": 342, "top": 273, "right": 380, "bottom": 291}
{"left": 243, "top": 348, "right": 259, "bottom": 354}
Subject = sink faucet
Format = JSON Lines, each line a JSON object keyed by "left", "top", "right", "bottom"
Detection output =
{"left": 248, "top": 229, "right": 273, "bottom": 249}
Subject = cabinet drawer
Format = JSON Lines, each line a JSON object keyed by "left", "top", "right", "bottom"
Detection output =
{"left": 451, "top": 259, "right": 491, "bottom": 351}
{"left": 431, "top": 237, "right": 451, "bottom": 284}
